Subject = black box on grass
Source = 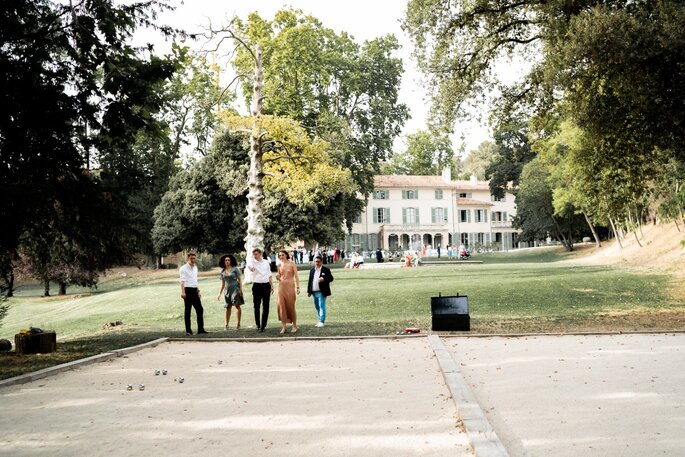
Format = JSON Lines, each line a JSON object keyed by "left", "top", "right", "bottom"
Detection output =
{"left": 431, "top": 294, "right": 470, "bottom": 331}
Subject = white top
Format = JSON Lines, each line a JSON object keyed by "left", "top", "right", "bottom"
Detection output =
{"left": 312, "top": 267, "right": 321, "bottom": 292}
{"left": 247, "top": 258, "right": 272, "bottom": 283}
{"left": 179, "top": 263, "right": 199, "bottom": 288}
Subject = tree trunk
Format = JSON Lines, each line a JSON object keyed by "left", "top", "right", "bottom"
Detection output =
{"left": 58, "top": 282, "right": 67, "bottom": 295}
{"left": 43, "top": 279, "right": 50, "bottom": 297}
{"left": 243, "top": 43, "right": 265, "bottom": 284}
{"left": 5, "top": 269, "right": 14, "bottom": 298}
{"left": 608, "top": 216, "right": 623, "bottom": 249}
{"left": 583, "top": 212, "right": 601, "bottom": 248}
{"left": 550, "top": 215, "right": 572, "bottom": 251}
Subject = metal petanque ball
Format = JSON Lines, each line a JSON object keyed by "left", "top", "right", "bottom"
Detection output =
{"left": 218, "top": 360, "right": 223, "bottom": 365}
{"left": 162, "top": 369, "right": 167, "bottom": 375}
{"left": 126, "top": 384, "right": 133, "bottom": 391}
{"left": 178, "top": 377, "right": 185, "bottom": 383}
{"left": 139, "top": 384, "right": 145, "bottom": 391}
{"left": 155, "top": 369, "right": 160, "bottom": 375}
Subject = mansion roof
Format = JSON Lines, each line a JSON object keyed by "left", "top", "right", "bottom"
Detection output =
{"left": 374, "top": 175, "right": 491, "bottom": 191}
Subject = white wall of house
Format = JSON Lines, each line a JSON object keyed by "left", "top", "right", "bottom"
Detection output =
{"left": 344, "top": 174, "right": 519, "bottom": 253}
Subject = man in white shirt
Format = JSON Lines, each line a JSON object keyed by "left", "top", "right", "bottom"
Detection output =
{"left": 246, "top": 248, "right": 274, "bottom": 333}
{"left": 179, "top": 253, "right": 208, "bottom": 335}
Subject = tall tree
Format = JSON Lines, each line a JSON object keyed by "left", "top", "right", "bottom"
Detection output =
{"left": 1, "top": 0, "right": 181, "bottom": 286}
{"left": 152, "top": 127, "right": 357, "bottom": 256}
{"left": 404, "top": 0, "right": 685, "bottom": 238}
{"left": 463, "top": 141, "right": 498, "bottom": 180}
{"left": 485, "top": 118, "right": 535, "bottom": 198}
{"left": 230, "top": 9, "right": 409, "bottom": 220}
{"left": 386, "top": 130, "right": 455, "bottom": 176}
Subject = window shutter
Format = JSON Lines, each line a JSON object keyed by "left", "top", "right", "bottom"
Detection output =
{"left": 384, "top": 208, "right": 390, "bottom": 223}
{"left": 431, "top": 208, "right": 436, "bottom": 223}
{"left": 467, "top": 210, "right": 471, "bottom": 222}
{"left": 372, "top": 207, "right": 377, "bottom": 224}
{"left": 414, "top": 190, "right": 419, "bottom": 199}
{"left": 485, "top": 210, "right": 488, "bottom": 223}
{"left": 503, "top": 211, "right": 508, "bottom": 222}
{"left": 444, "top": 207, "right": 448, "bottom": 222}
{"left": 415, "top": 207, "right": 420, "bottom": 224}
{"left": 402, "top": 208, "right": 407, "bottom": 224}
{"left": 402, "top": 190, "right": 407, "bottom": 199}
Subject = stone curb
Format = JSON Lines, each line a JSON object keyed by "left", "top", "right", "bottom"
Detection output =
{"left": 428, "top": 334, "right": 510, "bottom": 457}
{"left": 0, "top": 338, "right": 170, "bottom": 389}
{"left": 433, "top": 329, "right": 685, "bottom": 338}
{"left": 0, "top": 353, "right": 117, "bottom": 388}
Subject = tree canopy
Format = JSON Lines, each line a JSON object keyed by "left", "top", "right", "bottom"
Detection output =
{"left": 1, "top": 0, "right": 182, "bottom": 293}
{"left": 385, "top": 130, "right": 455, "bottom": 176}
{"left": 230, "top": 9, "right": 409, "bottom": 208}
{"left": 404, "top": 0, "right": 685, "bottom": 244}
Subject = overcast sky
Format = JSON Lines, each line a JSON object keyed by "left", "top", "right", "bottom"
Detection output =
{"left": 148, "top": 0, "right": 494, "bottom": 154}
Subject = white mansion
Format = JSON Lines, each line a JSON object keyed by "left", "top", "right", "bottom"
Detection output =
{"left": 343, "top": 169, "right": 519, "bottom": 253}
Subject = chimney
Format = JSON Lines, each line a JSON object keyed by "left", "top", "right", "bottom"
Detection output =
{"left": 441, "top": 167, "right": 451, "bottom": 183}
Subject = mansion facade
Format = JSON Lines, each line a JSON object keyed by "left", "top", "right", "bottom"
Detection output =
{"left": 343, "top": 169, "right": 519, "bottom": 253}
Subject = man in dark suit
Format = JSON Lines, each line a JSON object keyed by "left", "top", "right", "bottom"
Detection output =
{"left": 307, "top": 255, "right": 334, "bottom": 327}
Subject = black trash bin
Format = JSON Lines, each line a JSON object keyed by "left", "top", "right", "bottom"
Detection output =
{"left": 431, "top": 294, "right": 470, "bottom": 331}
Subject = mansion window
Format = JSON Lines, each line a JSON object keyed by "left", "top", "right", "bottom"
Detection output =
{"left": 402, "top": 207, "right": 420, "bottom": 224}
{"left": 459, "top": 192, "right": 472, "bottom": 198}
{"left": 352, "top": 213, "right": 362, "bottom": 224}
{"left": 491, "top": 211, "right": 508, "bottom": 222}
{"left": 373, "top": 207, "right": 390, "bottom": 224}
{"left": 475, "top": 209, "right": 488, "bottom": 223}
{"left": 373, "top": 189, "right": 389, "bottom": 199}
{"left": 435, "top": 189, "right": 443, "bottom": 199}
{"left": 459, "top": 209, "right": 471, "bottom": 223}
{"left": 402, "top": 189, "right": 419, "bottom": 199}
{"left": 491, "top": 194, "right": 506, "bottom": 202}
{"left": 431, "top": 207, "right": 448, "bottom": 223}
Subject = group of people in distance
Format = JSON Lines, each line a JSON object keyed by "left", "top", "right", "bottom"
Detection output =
{"left": 179, "top": 249, "right": 334, "bottom": 336}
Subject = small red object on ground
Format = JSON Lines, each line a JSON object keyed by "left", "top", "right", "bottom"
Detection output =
{"left": 404, "top": 327, "right": 421, "bottom": 334}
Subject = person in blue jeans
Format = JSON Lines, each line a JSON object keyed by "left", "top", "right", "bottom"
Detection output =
{"left": 307, "top": 255, "right": 334, "bottom": 327}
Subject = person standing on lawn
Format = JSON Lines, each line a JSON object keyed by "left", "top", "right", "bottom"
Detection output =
{"left": 276, "top": 250, "right": 299, "bottom": 334}
{"left": 217, "top": 254, "right": 244, "bottom": 331}
{"left": 307, "top": 255, "right": 334, "bottom": 327}
{"left": 180, "top": 253, "right": 208, "bottom": 336}
{"left": 246, "top": 248, "right": 274, "bottom": 333}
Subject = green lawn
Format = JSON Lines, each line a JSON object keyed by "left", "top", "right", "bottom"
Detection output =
{"left": 1, "top": 247, "right": 683, "bottom": 380}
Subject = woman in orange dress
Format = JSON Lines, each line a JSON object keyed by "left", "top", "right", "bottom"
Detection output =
{"left": 276, "top": 250, "right": 300, "bottom": 334}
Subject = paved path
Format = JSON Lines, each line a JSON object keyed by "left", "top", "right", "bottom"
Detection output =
{"left": 0, "top": 338, "right": 473, "bottom": 457}
{"left": 444, "top": 333, "right": 685, "bottom": 457}
{"left": 2, "top": 333, "right": 683, "bottom": 457}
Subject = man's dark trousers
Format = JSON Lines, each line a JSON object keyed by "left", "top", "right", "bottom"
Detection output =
{"left": 252, "top": 282, "right": 271, "bottom": 329}
{"left": 183, "top": 287, "right": 205, "bottom": 334}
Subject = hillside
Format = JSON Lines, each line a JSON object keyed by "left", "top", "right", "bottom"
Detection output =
{"left": 572, "top": 222, "right": 685, "bottom": 273}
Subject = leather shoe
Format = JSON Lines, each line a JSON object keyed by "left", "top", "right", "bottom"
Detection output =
{"left": 258, "top": 328, "right": 265, "bottom": 333}
{"left": 198, "top": 330, "right": 209, "bottom": 334}
{"left": 186, "top": 332, "right": 193, "bottom": 336}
